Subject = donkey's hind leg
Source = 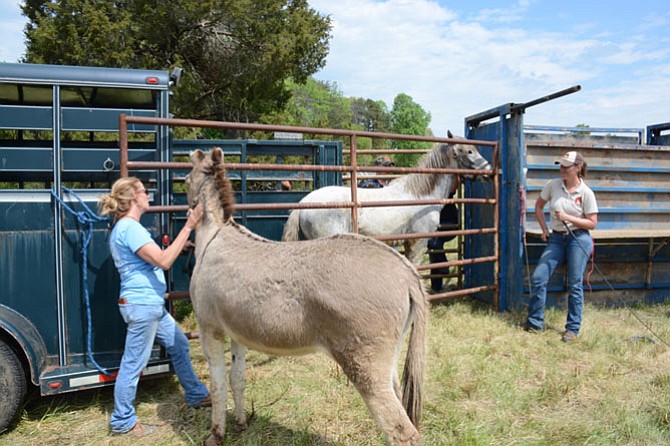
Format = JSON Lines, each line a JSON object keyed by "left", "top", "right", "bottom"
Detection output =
{"left": 335, "top": 351, "right": 420, "bottom": 446}
{"left": 229, "top": 339, "right": 248, "bottom": 431}
{"left": 200, "top": 332, "right": 228, "bottom": 446}
{"left": 362, "top": 382, "right": 420, "bottom": 446}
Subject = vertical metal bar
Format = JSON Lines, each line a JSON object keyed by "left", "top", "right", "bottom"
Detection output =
{"left": 158, "top": 89, "right": 170, "bottom": 236}
{"left": 457, "top": 183, "right": 464, "bottom": 289}
{"left": 119, "top": 114, "right": 128, "bottom": 177}
{"left": 157, "top": 90, "right": 173, "bottom": 302}
{"left": 349, "top": 134, "right": 359, "bottom": 233}
{"left": 647, "top": 239, "right": 653, "bottom": 288}
{"left": 492, "top": 141, "right": 500, "bottom": 309}
{"left": 240, "top": 141, "right": 248, "bottom": 227}
{"left": 52, "top": 85, "right": 67, "bottom": 367}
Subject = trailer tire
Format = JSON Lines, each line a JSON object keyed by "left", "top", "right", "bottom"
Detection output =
{"left": 0, "top": 340, "right": 26, "bottom": 433}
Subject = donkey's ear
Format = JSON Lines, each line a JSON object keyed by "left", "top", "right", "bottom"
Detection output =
{"left": 447, "top": 130, "right": 454, "bottom": 138}
{"left": 190, "top": 149, "right": 205, "bottom": 165}
{"left": 211, "top": 147, "right": 224, "bottom": 164}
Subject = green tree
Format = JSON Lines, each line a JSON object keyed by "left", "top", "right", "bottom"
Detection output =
{"left": 390, "top": 93, "right": 432, "bottom": 166}
{"left": 21, "top": 0, "right": 332, "bottom": 125}
{"left": 260, "top": 77, "right": 352, "bottom": 137}
{"left": 575, "top": 123, "right": 591, "bottom": 136}
{"left": 286, "top": 78, "right": 351, "bottom": 129}
{"left": 350, "top": 98, "right": 392, "bottom": 149}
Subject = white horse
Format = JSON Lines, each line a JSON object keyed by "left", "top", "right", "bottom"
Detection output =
{"left": 282, "top": 138, "right": 491, "bottom": 263}
{"left": 187, "top": 148, "right": 428, "bottom": 446}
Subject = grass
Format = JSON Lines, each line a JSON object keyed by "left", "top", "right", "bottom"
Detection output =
{"left": 3, "top": 299, "right": 670, "bottom": 446}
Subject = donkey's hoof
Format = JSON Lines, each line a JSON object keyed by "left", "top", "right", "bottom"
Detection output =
{"left": 204, "top": 433, "right": 221, "bottom": 446}
{"left": 233, "top": 421, "right": 248, "bottom": 433}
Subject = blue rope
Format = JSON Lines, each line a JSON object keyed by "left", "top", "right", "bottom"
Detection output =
{"left": 51, "top": 187, "right": 114, "bottom": 377}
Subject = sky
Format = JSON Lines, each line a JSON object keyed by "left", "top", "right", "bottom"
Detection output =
{"left": 2, "top": 0, "right": 670, "bottom": 138}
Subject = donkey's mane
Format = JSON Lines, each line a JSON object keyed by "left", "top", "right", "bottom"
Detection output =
{"left": 403, "top": 143, "right": 455, "bottom": 197}
{"left": 206, "top": 151, "right": 236, "bottom": 223}
{"left": 205, "top": 152, "right": 276, "bottom": 243}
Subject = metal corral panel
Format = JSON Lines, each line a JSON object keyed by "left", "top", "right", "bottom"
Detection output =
{"left": 169, "top": 138, "right": 343, "bottom": 293}
{"left": 465, "top": 103, "right": 670, "bottom": 311}
{"left": 525, "top": 135, "right": 670, "bottom": 236}
{"left": 524, "top": 128, "right": 670, "bottom": 306}
{"left": 464, "top": 123, "right": 503, "bottom": 306}
{"left": 648, "top": 122, "right": 670, "bottom": 146}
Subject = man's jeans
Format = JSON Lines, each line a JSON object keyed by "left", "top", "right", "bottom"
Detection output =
{"left": 526, "top": 230, "right": 593, "bottom": 334}
{"left": 110, "top": 304, "right": 209, "bottom": 433}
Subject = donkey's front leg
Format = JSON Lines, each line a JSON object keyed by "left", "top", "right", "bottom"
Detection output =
{"left": 229, "top": 339, "right": 248, "bottom": 431}
{"left": 201, "top": 333, "right": 228, "bottom": 446}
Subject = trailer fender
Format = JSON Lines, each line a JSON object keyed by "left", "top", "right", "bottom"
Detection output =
{"left": 0, "top": 304, "right": 47, "bottom": 385}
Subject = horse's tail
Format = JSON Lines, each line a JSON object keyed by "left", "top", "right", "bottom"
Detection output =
{"left": 281, "top": 209, "right": 301, "bottom": 241}
{"left": 402, "top": 278, "right": 428, "bottom": 428}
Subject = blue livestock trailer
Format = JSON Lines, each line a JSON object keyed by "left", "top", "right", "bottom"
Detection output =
{"left": 464, "top": 92, "right": 670, "bottom": 312}
{"left": 0, "top": 62, "right": 341, "bottom": 432}
{"left": 0, "top": 62, "right": 178, "bottom": 431}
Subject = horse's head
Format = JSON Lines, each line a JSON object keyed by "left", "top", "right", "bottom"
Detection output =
{"left": 446, "top": 132, "right": 492, "bottom": 180}
{"left": 187, "top": 147, "right": 236, "bottom": 223}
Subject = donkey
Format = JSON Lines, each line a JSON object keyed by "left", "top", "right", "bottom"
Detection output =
{"left": 187, "top": 147, "right": 429, "bottom": 446}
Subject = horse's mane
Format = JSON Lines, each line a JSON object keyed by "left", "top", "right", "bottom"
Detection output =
{"left": 403, "top": 143, "right": 454, "bottom": 197}
{"left": 204, "top": 149, "right": 236, "bottom": 223}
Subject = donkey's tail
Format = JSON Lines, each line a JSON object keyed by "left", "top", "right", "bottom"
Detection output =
{"left": 281, "top": 209, "right": 301, "bottom": 241}
{"left": 402, "top": 279, "right": 428, "bottom": 428}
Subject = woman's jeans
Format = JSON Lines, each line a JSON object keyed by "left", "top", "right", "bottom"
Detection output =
{"left": 110, "top": 304, "right": 209, "bottom": 433}
{"left": 526, "top": 230, "right": 593, "bottom": 334}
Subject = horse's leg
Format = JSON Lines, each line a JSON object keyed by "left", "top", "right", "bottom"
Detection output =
{"left": 405, "top": 238, "right": 428, "bottom": 265}
{"left": 229, "top": 339, "right": 248, "bottom": 431}
{"left": 201, "top": 331, "right": 228, "bottom": 446}
{"left": 334, "top": 347, "right": 420, "bottom": 446}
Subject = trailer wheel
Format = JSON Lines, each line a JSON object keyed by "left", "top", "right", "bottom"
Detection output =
{"left": 0, "top": 340, "right": 26, "bottom": 433}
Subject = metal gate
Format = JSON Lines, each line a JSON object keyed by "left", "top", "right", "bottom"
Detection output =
{"left": 466, "top": 86, "right": 670, "bottom": 311}
{"left": 117, "top": 115, "right": 500, "bottom": 305}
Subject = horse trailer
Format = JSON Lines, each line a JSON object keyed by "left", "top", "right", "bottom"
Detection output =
{"left": 0, "top": 62, "right": 342, "bottom": 431}
{"left": 0, "top": 62, "right": 179, "bottom": 431}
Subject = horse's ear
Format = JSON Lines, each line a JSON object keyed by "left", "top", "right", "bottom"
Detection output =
{"left": 447, "top": 130, "right": 454, "bottom": 138}
{"left": 211, "top": 147, "right": 224, "bottom": 165}
{"left": 190, "top": 149, "right": 205, "bottom": 165}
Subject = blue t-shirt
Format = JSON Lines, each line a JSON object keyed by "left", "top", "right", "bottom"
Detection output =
{"left": 109, "top": 218, "right": 166, "bottom": 305}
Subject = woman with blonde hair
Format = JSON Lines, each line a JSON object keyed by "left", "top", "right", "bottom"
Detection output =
{"left": 99, "top": 177, "right": 209, "bottom": 437}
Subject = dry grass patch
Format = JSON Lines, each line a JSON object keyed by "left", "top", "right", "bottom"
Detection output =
{"left": 3, "top": 300, "right": 670, "bottom": 445}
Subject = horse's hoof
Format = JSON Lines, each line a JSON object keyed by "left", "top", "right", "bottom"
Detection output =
{"left": 204, "top": 433, "right": 221, "bottom": 446}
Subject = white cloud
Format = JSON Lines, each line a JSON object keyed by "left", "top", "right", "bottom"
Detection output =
{"left": 3, "top": 0, "right": 668, "bottom": 134}
{"left": 312, "top": 0, "right": 670, "bottom": 136}
{"left": 599, "top": 42, "right": 669, "bottom": 65}
{"left": 472, "top": 0, "right": 533, "bottom": 24}
{"left": 0, "top": 0, "right": 26, "bottom": 62}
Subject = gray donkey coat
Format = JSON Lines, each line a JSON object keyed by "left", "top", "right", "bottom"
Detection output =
{"left": 187, "top": 148, "right": 428, "bottom": 446}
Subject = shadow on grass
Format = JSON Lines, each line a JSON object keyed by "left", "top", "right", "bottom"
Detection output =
{"left": 429, "top": 294, "right": 571, "bottom": 335}
{"left": 11, "top": 376, "right": 342, "bottom": 445}
{"left": 158, "top": 403, "right": 345, "bottom": 446}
